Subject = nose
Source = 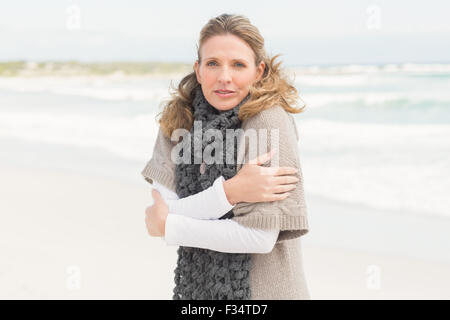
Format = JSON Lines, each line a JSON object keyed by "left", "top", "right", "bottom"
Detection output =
{"left": 217, "top": 66, "right": 232, "bottom": 84}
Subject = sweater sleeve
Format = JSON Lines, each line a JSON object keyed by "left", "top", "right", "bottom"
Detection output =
{"left": 153, "top": 176, "right": 235, "bottom": 220}
{"left": 231, "top": 106, "right": 309, "bottom": 243}
{"left": 141, "top": 127, "right": 177, "bottom": 192}
{"left": 164, "top": 214, "right": 280, "bottom": 254}
{"left": 152, "top": 180, "right": 280, "bottom": 253}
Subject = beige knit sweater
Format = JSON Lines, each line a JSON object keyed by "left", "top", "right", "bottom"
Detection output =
{"left": 141, "top": 105, "right": 311, "bottom": 299}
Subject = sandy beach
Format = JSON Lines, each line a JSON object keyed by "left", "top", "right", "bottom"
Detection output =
{"left": 1, "top": 0, "right": 450, "bottom": 301}
{"left": 1, "top": 164, "right": 449, "bottom": 299}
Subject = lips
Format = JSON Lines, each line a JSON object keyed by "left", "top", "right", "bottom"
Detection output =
{"left": 214, "top": 89, "right": 235, "bottom": 93}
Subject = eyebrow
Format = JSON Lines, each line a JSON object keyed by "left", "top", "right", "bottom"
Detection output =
{"left": 204, "top": 57, "right": 249, "bottom": 64}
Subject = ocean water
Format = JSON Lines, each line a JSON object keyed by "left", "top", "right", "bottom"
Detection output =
{"left": 0, "top": 64, "right": 449, "bottom": 222}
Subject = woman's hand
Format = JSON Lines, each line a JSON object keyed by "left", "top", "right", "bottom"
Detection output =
{"left": 223, "top": 150, "right": 299, "bottom": 205}
{"left": 145, "top": 189, "right": 169, "bottom": 237}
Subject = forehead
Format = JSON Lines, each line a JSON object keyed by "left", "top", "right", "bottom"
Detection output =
{"left": 201, "top": 34, "right": 254, "bottom": 62}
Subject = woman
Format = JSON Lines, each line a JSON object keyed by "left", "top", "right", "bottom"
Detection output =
{"left": 142, "top": 13, "right": 310, "bottom": 300}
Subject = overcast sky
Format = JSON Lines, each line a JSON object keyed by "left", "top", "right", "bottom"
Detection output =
{"left": 1, "top": 0, "right": 449, "bottom": 65}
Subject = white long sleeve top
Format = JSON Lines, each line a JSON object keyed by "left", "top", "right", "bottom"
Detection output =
{"left": 152, "top": 176, "right": 279, "bottom": 254}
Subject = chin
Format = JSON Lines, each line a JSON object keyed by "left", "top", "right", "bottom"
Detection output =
{"left": 215, "top": 103, "right": 235, "bottom": 111}
{"left": 211, "top": 98, "right": 238, "bottom": 111}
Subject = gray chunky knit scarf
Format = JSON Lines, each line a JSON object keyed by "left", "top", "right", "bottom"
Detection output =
{"left": 172, "top": 85, "right": 252, "bottom": 300}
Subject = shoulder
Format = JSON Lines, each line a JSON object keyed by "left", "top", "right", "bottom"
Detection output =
{"left": 243, "top": 105, "right": 286, "bottom": 126}
{"left": 242, "top": 105, "right": 299, "bottom": 141}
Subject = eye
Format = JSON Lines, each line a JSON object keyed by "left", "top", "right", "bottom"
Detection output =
{"left": 206, "top": 61, "right": 245, "bottom": 67}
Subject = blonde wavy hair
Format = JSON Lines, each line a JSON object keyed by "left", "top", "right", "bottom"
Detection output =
{"left": 157, "top": 13, "right": 305, "bottom": 139}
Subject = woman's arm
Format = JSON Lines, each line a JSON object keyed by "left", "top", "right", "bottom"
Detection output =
{"left": 164, "top": 213, "right": 279, "bottom": 254}
{"left": 152, "top": 181, "right": 279, "bottom": 254}
{"left": 153, "top": 176, "right": 234, "bottom": 220}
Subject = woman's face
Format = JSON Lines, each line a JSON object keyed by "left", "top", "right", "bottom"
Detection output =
{"left": 194, "top": 34, "right": 265, "bottom": 111}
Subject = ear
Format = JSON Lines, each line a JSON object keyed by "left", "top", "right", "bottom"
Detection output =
{"left": 256, "top": 61, "right": 265, "bottom": 82}
{"left": 194, "top": 60, "right": 201, "bottom": 84}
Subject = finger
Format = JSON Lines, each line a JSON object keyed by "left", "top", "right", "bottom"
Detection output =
{"left": 152, "top": 188, "right": 162, "bottom": 201}
{"left": 272, "top": 184, "right": 297, "bottom": 193}
{"left": 267, "top": 192, "right": 291, "bottom": 202}
{"left": 248, "top": 149, "right": 275, "bottom": 165}
{"left": 273, "top": 175, "right": 300, "bottom": 185}
{"left": 271, "top": 166, "right": 298, "bottom": 176}
{"left": 260, "top": 166, "right": 298, "bottom": 177}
